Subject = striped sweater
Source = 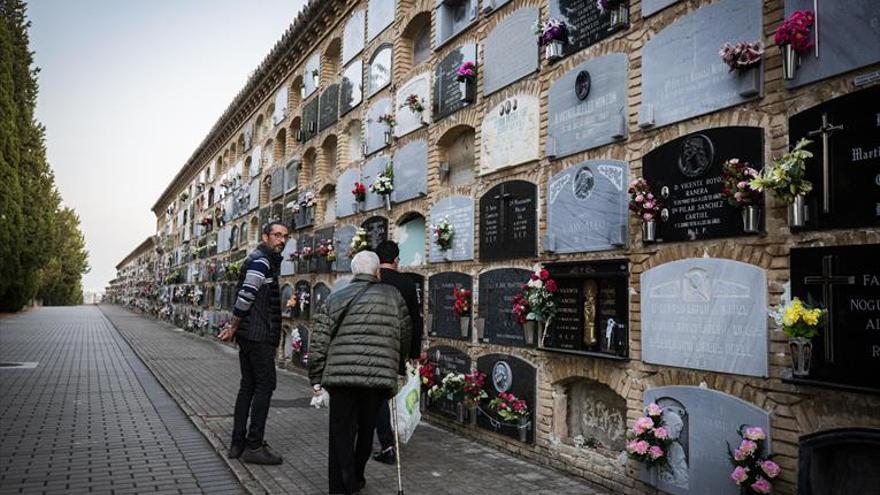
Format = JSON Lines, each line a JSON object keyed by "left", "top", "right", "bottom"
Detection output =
{"left": 232, "top": 244, "right": 282, "bottom": 345}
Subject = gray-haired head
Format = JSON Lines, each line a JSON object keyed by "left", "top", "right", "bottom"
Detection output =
{"left": 350, "top": 250, "right": 380, "bottom": 276}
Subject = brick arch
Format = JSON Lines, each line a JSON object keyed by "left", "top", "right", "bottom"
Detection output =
{"left": 392, "top": 210, "right": 424, "bottom": 227}
{"left": 635, "top": 241, "right": 774, "bottom": 275}
{"left": 289, "top": 75, "right": 303, "bottom": 111}
{"left": 394, "top": 9, "right": 431, "bottom": 81}
{"left": 302, "top": 147, "right": 318, "bottom": 187}
{"left": 254, "top": 114, "right": 265, "bottom": 142}
{"left": 319, "top": 133, "right": 339, "bottom": 181}
{"left": 482, "top": 80, "right": 543, "bottom": 109}
{"left": 321, "top": 37, "right": 342, "bottom": 86}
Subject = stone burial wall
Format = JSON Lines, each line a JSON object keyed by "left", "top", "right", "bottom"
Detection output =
{"left": 141, "top": 0, "right": 880, "bottom": 493}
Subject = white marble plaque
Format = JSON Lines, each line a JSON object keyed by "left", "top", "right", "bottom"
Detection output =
{"left": 480, "top": 95, "right": 540, "bottom": 175}
{"left": 395, "top": 73, "right": 430, "bottom": 137}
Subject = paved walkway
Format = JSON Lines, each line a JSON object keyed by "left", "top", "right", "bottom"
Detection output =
{"left": 0, "top": 306, "right": 243, "bottom": 495}
{"left": 3, "top": 305, "right": 608, "bottom": 495}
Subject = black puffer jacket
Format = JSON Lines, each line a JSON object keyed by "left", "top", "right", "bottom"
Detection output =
{"left": 308, "top": 274, "right": 411, "bottom": 392}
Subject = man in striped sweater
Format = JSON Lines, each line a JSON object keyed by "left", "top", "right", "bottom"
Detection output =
{"left": 218, "top": 221, "right": 287, "bottom": 465}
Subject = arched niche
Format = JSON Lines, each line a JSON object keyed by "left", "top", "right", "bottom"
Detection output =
{"left": 395, "top": 213, "right": 425, "bottom": 268}
{"left": 438, "top": 125, "right": 476, "bottom": 187}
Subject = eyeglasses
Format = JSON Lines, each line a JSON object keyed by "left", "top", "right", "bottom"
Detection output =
{"left": 269, "top": 232, "right": 290, "bottom": 240}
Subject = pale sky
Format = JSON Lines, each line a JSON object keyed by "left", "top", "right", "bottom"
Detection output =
{"left": 29, "top": 0, "right": 307, "bottom": 294}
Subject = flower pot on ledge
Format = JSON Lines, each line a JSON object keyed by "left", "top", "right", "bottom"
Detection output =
{"left": 458, "top": 78, "right": 475, "bottom": 104}
{"left": 642, "top": 220, "right": 657, "bottom": 243}
{"left": 781, "top": 43, "right": 799, "bottom": 81}
{"left": 789, "top": 337, "right": 813, "bottom": 377}
{"left": 459, "top": 316, "right": 470, "bottom": 337}
{"left": 788, "top": 194, "right": 807, "bottom": 228}
{"left": 518, "top": 417, "right": 529, "bottom": 443}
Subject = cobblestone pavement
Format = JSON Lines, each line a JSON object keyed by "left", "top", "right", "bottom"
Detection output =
{"left": 0, "top": 306, "right": 243, "bottom": 495}
{"left": 98, "top": 304, "right": 608, "bottom": 495}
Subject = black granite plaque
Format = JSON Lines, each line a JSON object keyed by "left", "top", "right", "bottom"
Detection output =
{"left": 791, "top": 244, "right": 880, "bottom": 390}
{"left": 293, "top": 192, "right": 315, "bottom": 231}
{"left": 318, "top": 84, "right": 339, "bottom": 132}
{"left": 479, "top": 180, "right": 537, "bottom": 261}
{"left": 643, "top": 126, "right": 765, "bottom": 242}
{"left": 433, "top": 44, "right": 477, "bottom": 120}
{"left": 544, "top": 260, "right": 629, "bottom": 357}
{"left": 294, "top": 280, "right": 312, "bottom": 320}
{"left": 314, "top": 227, "right": 335, "bottom": 274}
{"left": 478, "top": 268, "right": 531, "bottom": 346}
{"left": 476, "top": 354, "right": 536, "bottom": 443}
{"left": 296, "top": 235, "right": 314, "bottom": 274}
{"left": 551, "top": 0, "right": 629, "bottom": 58}
{"left": 361, "top": 216, "right": 388, "bottom": 250}
{"left": 788, "top": 85, "right": 880, "bottom": 231}
{"left": 292, "top": 325, "right": 310, "bottom": 367}
{"left": 302, "top": 98, "right": 319, "bottom": 142}
{"left": 426, "top": 345, "right": 472, "bottom": 419}
{"left": 429, "top": 272, "right": 473, "bottom": 341}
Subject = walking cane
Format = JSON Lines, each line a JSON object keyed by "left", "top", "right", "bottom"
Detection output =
{"left": 390, "top": 396, "right": 405, "bottom": 495}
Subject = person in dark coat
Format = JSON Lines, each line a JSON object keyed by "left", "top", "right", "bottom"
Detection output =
{"left": 309, "top": 250, "right": 411, "bottom": 495}
{"left": 218, "top": 221, "right": 287, "bottom": 465}
{"left": 371, "top": 240, "right": 424, "bottom": 465}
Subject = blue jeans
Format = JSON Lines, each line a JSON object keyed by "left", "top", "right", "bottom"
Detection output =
{"left": 231, "top": 338, "right": 277, "bottom": 448}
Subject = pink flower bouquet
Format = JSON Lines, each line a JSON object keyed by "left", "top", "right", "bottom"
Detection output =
{"left": 774, "top": 10, "right": 815, "bottom": 54}
{"left": 626, "top": 403, "right": 673, "bottom": 467}
{"left": 628, "top": 177, "right": 663, "bottom": 222}
{"left": 728, "top": 425, "right": 779, "bottom": 494}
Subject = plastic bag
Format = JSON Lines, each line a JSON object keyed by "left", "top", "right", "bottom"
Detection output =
{"left": 393, "top": 363, "right": 422, "bottom": 444}
{"left": 310, "top": 388, "right": 330, "bottom": 408}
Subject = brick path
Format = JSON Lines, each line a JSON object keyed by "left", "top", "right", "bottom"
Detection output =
{"left": 0, "top": 306, "right": 243, "bottom": 495}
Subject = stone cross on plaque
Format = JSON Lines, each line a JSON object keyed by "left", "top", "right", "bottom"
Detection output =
{"left": 807, "top": 113, "right": 845, "bottom": 213}
{"left": 804, "top": 254, "right": 856, "bottom": 363}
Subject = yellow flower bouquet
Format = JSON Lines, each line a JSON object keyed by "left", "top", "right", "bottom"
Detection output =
{"left": 772, "top": 297, "right": 824, "bottom": 339}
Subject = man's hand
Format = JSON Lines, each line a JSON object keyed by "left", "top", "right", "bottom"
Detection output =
{"left": 218, "top": 323, "right": 236, "bottom": 342}
{"left": 312, "top": 384, "right": 323, "bottom": 396}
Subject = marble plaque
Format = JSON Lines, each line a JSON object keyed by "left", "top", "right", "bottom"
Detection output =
{"left": 318, "top": 84, "right": 339, "bottom": 132}
{"left": 784, "top": 0, "right": 880, "bottom": 89}
{"left": 249, "top": 145, "right": 262, "bottom": 178}
{"left": 547, "top": 54, "right": 628, "bottom": 158}
{"left": 639, "top": 0, "right": 763, "bottom": 129}
{"left": 483, "top": 7, "right": 539, "bottom": 95}
{"left": 429, "top": 196, "right": 474, "bottom": 262}
{"left": 433, "top": 44, "right": 477, "bottom": 120}
{"left": 426, "top": 346, "right": 472, "bottom": 418}
{"left": 564, "top": 379, "right": 627, "bottom": 451}
{"left": 395, "top": 73, "right": 430, "bottom": 137}
{"left": 642, "top": 386, "right": 771, "bottom": 495}
{"left": 272, "top": 86, "right": 288, "bottom": 126}
{"left": 479, "top": 268, "right": 532, "bottom": 346}
{"left": 642, "top": 0, "right": 681, "bottom": 17}
{"left": 480, "top": 95, "right": 540, "bottom": 174}
{"left": 284, "top": 159, "right": 298, "bottom": 193}
{"left": 243, "top": 121, "right": 253, "bottom": 151}
{"left": 368, "top": 45, "right": 392, "bottom": 96}
{"left": 436, "top": 0, "right": 478, "bottom": 46}
{"left": 365, "top": 98, "right": 392, "bottom": 156}
{"left": 361, "top": 216, "right": 389, "bottom": 250}
{"left": 335, "top": 168, "right": 361, "bottom": 218}
{"left": 303, "top": 53, "right": 320, "bottom": 99}
{"left": 479, "top": 181, "right": 537, "bottom": 262}
{"left": 476, "top": 354, "right": 536, "bottom": 443}
{"left": 302, "top": 98, "right": 319, "bottom": 142}
{"left": 367, "top": 0, "right": 395, "bottom": 41}
{"left": 280, "top": 238, "right": 296, "bottom": 277}
{"left": 551, "top": 0, "right": 630, "bottom": 57}
{"left": 787, "top": 85, "right": 880, "bottom": 231}
{"left": 392, "top": 139, "right": 428, "bottom": 204}
{"left": 396, "top": 215, "right": 426, "bottom": 268}
{"left": 429, "top": 272, "right": 472, "bottom": 340}
{"left": 642, "top": 127, "right": 765, "bottom": 242}
{"left": 270, "top": 168, "right": 284, "bottom": 199}
{"left": 363, "top": 155, "right": 390, "bottom": 212}
{"left": 546, "top": 160, "right": 628, "bottom": 253}
{"left": 342, "top": 10, "right": 365, "bottom": 65}
{"left": 248, "top": 179, "right": 260, "bottom": 211}
{"left": 333, "top": 224, "right": 357, "bottom": 273}
{"left": 340, "top": 60, "right": 363, "bottom": 117}
{"left": 641, "top": 258, "right": 768, "bottom": 377}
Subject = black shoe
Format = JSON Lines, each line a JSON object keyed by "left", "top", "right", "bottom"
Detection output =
{"left": 358, "top": 479, "right": 366, "bottom": 490}
{"left": 241, "top": 442, "right": 283, "bottom": 465}
{"left": 228, "top": 442, "right": 245, "bottom": 459}
{"left": 372, "top": 447, "right": 395, "bottom": 465}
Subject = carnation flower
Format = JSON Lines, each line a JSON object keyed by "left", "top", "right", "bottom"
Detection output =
{"left": 653, "top": 427, "right": 668, "bottom": 439}
{"left": 646, "top": 403, "right": 663, "bottom": 417}
{"left": 634, "top": 416, "right": 654, "bottom": 434}
{"left": 731, "top": 466, "right": 749, "bottom": 485}
{"left": 744, "top": 427, "right": 766, "bottom": 441}
{"left": 761, "top": 460, "right": 780, "bottom": 478}
{"left": 648, "top": 445, "right": 664, "bottom": 459}
{"left": 751, "top": 477, "right": 772, "bottom": 494}
{"left": 739, "top": 439, "right": 758, "bottom": 456}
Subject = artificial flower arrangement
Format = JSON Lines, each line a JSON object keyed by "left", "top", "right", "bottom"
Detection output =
{"left": 628, "top": 177, "right": 663, "bottom": 222}
{"left": 625, "top": 402, "right": 673, "bottom": 467}
{"left": 774, "top": 10, "right": 815, "bottom": 54}
{"left": 200, "top": 217, "right": 213, "bottom": 227}
{"left": 721, "top": 159, "right": 762, "bottom": 207}
{"left": 418, "top": 355, "right": 436, "bottom": 391}
{"left": 533, "top": 17, "right": 567, "bottom": 46}
{"left": 297, "top": 246, "right": 314, "bottom": 261}
{"left": 431, "top": 217, "right": 455, "bottom": 251}
{"left": 511, "top": 265, "right": 558, "bottom": 325}
{"left": 349, "top": 228, "right": 369, "bottom": 255}
{"left": 369, "top": 163, "right": 394, "bottom": 196}
{"left": 427, "top": 372, "right": 466, "bottom": 401}
{"left": 352, "top": 182, "right": 367, "bottom": 202}
{"left": 719, "top": 41, "right": 764, "bottom": 71}
{"left": 771, "top": 297, "right": 824, "bottom": 340}
{"left": 377, "top": 113, "right": 397, "bottom": 129}
{"left": 226, "top": 260, "right": 242, "bottom": 281}
{"left": 299, "top": 191, "right": 316, "bottom": 209}
{"left": 287, "top": 200, "right": 301, "bottom": 213}
{"left": 728, "top": 425, "right": 780, "bottom": 495}
{"left": 462, "top": 371, "right": 488, "bottom": 405}
{"left": 316, "top": 238, "right": 336, "bottom": 262}
{"left": 749, "top": 138, "right": 813, "bottom": 204}
{"left": 285, "top": 293, "right": 298, "bottom": 312}
{"left": 401, "top": 94, "right": 425, "bottom": 114}
{"left": 188, "top": 286, "right": 203, "bottom": 306}
{"left": 453, "top": 287, "right": 471, "bottom": 317}
{"left": 296, "top": 290, "right": 310, "bottom": 310}
{"left": 290, "top": 328, "right": 303, "bottom": 355}
{"left": 456, "top": 61, "right": 476, "bottom": 82}
{"left": 488, "top": 391, "right": 529, "bottom": 422}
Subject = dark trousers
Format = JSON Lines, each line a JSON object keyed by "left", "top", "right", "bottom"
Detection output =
{"left": 327, "top": 387, "right": 386, "bottom": 495}
{"left": 375, "top": 400, "right": 394, "bottom": 450}
{"left": 232, "top": 338, "right": 277, "bottom": 449}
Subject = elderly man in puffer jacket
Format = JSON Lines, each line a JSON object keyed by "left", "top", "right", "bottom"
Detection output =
{"left": 309, "top": 250, "right": 411, "bottom": 495}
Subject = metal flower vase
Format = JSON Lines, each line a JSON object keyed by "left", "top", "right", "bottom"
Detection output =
{"left": 789, "top": 337, "right": 813, "bottom": 377}
{"left": 781, "top": 43, "right": 798, "bottom": 81}
{"left": 459, "top": 316, "right": 470, "bottom": 337}
{"left": 608, "top": 4, "right": 628, "bottom": 30}
{"left": 642, "top": 220, "right": 657, "bottom": 243}
{"left": 469, "top": 404, "right": 478, "bottom": 427}
{"left": 518, "top": 417, "right": 529, "bottom": 443}
{"left": 742, "top": 205, "right": 760, "bottom": 233}
{"left": 420, "top": 392, "right": 427, "bottom": 412}
{"left": 456, "top": 402, "right": 467, "bottom": 424}
{"left": 523, "top": 320, "right": 541, "bottom": 346}
{"left": 545, "top": 40, "right": 563, "bottom": 62}
{"left": 459, "top": 78, "right": 475, "bottom": 104}
{"left": 788, "top": 194, "right": 807, "bottom": 228}
{"left": 384, "top": 194, "right": 392, "bottom": 211}
{"left": 384, "top": 131, "right": 392, "bottom": 145}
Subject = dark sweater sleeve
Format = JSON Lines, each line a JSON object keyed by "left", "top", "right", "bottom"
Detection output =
{"left": 404, "top": 284, "right": 424, "bottom": 358}
{"left": 232, "top": 256, "right": 269, "bottom": 318}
